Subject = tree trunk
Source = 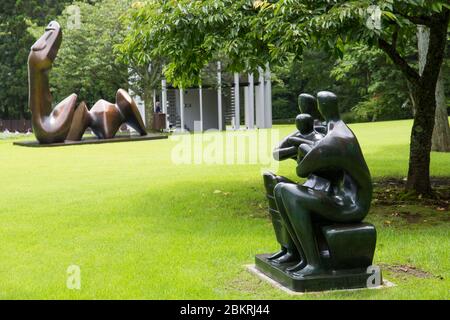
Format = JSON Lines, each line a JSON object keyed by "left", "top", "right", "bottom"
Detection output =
{"left": 418, "top": 25, "right": 450, "bottom": 152}
{"left": 431, "top": 67, "right": 450, "bottom": 151}
{"left": 142, "top": 90, "right": 154, "bottom": 131}
{"left": 404, "top": 15, "right": 450, "bottom": 195}
{"left": 406, "top": 80, "right": 417, "bottom": 116}
{"left": 406, "top": 83, "right": 435, "bottom": 195}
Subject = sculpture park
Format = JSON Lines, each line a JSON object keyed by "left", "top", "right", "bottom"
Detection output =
{"left": 0, "top": 0, "right": 448, "bottom": 303}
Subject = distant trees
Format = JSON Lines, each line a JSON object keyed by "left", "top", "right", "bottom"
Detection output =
{"left": 0, "top": 0, "right": 71, "bottom": 119}
{"left": 0, "top": 0, "right": 135, "bottom": 118}
{"left": 60, "top": 0, "right": 167, "bottom": 128}
{"left": 271, "top": 46, "right": 414, "bottom": 123}
{"left": 50, "top": 0, "right": 130, "bottom": 107}
{"left": 260, "top": 1, "right": 449, "bottom": 195}
{"left": 330, "top": 44, "right": 413, "bottom": 122}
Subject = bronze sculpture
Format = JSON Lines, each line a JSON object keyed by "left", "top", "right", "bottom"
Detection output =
{"left": 28, "top": 21, "right": 78, "bottom": 144}
{"left": 257, "top": 91, "right": 379, "bottom": 292}
{"left": 264, "top": 95, "right": 324, "bottom": 266}
{"left": 66, "top": 90, "right": 147, "bottom": 141}
{"left": 28, "top": 21, "right": 147, "bottom": 144}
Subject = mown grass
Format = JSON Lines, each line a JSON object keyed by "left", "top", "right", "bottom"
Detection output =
{"left": 0, "top": 118, "right": 448, "bottom": 300}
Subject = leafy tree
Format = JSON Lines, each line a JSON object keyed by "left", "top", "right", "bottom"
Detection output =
{"left": 331, "top": 44, "right": 413, "bottom": 122}
{"left": 117, "top": 1, "right": 275, "bottom": 87}
{"left": 417, "top": 26, "right": 450, "bottom": 152}
{"left": 271, "top": 51, "right": 337, "bottom": 120}
{"left": 50, "top": 0, "right": 131, "bottom": 107}
{"left": 280, "top": 1, "right": 449, "bottom": 195}
{"left": 0, "top": 0, "right": 72, "bottom": 119}
{"left": 119, "top": 0, "right": 449, "bottom": 195}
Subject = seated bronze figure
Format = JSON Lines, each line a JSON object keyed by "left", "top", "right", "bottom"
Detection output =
{"left": 28, "top": 21, "right": 147, "bottom": 144}
{"left": 257, "top": 91, "right": 379, "bottom": 292}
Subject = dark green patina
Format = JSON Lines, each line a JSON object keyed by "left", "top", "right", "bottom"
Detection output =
{"left": 257, "top": 91, "right": 380, "bottom": 292}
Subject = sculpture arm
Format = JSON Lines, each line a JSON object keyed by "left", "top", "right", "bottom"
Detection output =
{"left": 315, "top": 125, "right": 327, "bottom": 135}
{"left": 287, "top": 137, "right": 315, "bottom": 146}
{"left": 274, "top": 146, "right": 298, "bottom": 161}
{"left": 296, "top": 138, "right": 341, "bottom": 178}
{"left": 298, "top": 144, "right": 313, "bottom": 160}
{"left": 273, "top": 131, "right": 300, "bottom": 161}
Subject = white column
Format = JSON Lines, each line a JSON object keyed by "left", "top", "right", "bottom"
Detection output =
{"left": 217, "top": 62, "right": 223, "bottom": 131}
{"left": 199, "top": 85, "right": 204, "bottom": 132}
{"left": 247, "top": 73, "right": 255, "bottom": 129}
{"left": 161, "top": 79, "right": 167, "bottom": 113}
{"left": 179, "top": 88, "right": 185, "bottom": 133}
{"left": 256, "top": 67, "right": 265, "bottom": 128}
{"left": 161, "top": 79, "right": 168, "bottom": 129}
{"left": 153, "top": 89, "right": 157, "bottom": 112}
{"left": 234, "top": 73, "right": 240, "bottom": 130}
{"left": 264, "top": 64, "right": 272, "bottom": 129}
{"left": 244, "top": 86, "right": 249, "bottom": 129}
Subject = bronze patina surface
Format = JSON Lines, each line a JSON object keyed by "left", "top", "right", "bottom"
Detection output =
{"left": 28, "top": 21, "right": 147, "bottom": 144}
{"left": 28, "top": 22, "right": 77, "bottom": 144}
{"left": 258, "top": 91, "right": 380, "bottom": 292}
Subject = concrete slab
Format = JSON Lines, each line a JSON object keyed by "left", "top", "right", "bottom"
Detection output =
{"left": 246, "top": 264, "right": 395, "bottom": 296}
{"left": 13, "top": 134, "right": 168, "bottom": 148}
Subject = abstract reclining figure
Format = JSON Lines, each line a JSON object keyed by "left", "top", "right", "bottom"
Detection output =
{"left": 66, "top": 89, "right": 147, "bottom": 141}
{"left": 257, "top": 91, "right": 378, "bottom": 292}
{"left": 28, "top": 21, "right": 147, "bottom": 144}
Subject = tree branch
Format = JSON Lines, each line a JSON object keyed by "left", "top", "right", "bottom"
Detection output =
{"left": 392, "top": 26, "right": 399, "bottom": 49}
{"left": 393, "top": 10, "right": 432, "bottom": 26}
{"left": 378, "top": 38, "right": 420, "bottom": 84}
{"left": 404, "top": 15, "right": 432, "bottom": 26}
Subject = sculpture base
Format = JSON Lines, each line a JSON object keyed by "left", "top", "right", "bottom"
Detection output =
{"left": 255, "top": 254, "right": 380, "bottom": 293}
{"left": 13, "top": 134, "right": 168, "bottom": 148}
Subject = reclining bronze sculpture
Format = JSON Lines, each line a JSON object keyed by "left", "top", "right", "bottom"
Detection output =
{"left": 28, "top": 21, "right": 147, "bottom": 144}
{"left": 257, "top": 91, "right": 379, "bottom": 292}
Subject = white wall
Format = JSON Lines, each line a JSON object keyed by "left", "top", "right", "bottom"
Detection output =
{"left": 175, "top": 89, "right": 219, "bottom": 131}
{"left": 169, "top": 78, "right": 271, "bottom": 132}
{"left": 182, "top": 89, "right": 200, "bottom": 132}
{"left": 199, "top": 89, "right": 219, "bottom": 131}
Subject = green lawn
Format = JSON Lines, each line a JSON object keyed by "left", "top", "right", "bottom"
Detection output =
{"left": 0, "top": 118, "right": 449, "bottom": 300}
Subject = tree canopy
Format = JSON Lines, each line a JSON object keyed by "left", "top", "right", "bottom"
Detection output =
{"left": 119, "top": 1, "right": 448, "bottom": 86}
{"left": 119, "top": 0, "right": 449, "bottom": 194}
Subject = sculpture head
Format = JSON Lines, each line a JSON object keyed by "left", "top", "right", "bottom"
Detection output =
{"left": 295, "top": 114, "right": 314, "bottom": 136}
{"left": 28, "top": 21, "right": 62, "bottom": 71}
{"left": 298, "top": 93, "right": 322, "bottom": 120}
{"left": 317, "top": 91, "right": 340, "bottom": 122}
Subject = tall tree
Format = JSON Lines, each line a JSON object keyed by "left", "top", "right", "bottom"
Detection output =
{"left": 418, "top": 25, "right": 450, "bottom": 152}
{"left": 259, "top": 0, "right": 450, "bottom": 195}
{"left": 119, "top": 0, "right": 449, "bottom": 195}
{"left": 432, "top": 64, "right": 450, "bottom": 151}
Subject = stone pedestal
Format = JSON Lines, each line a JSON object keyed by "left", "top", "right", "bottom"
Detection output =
{"left": 255, "top": 223, "right": 380, "bottom": 292}
{"left": 255, "top": 254, "right": 381, "bottom": 292}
